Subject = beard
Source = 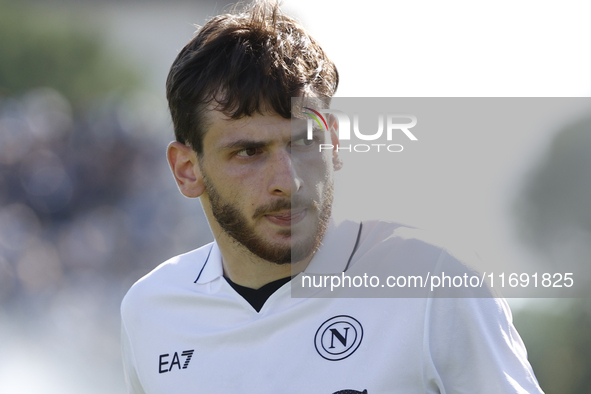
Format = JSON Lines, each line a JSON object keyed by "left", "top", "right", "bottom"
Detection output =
{"left": 202, "top": 172, "right": 333, "bottom": 265}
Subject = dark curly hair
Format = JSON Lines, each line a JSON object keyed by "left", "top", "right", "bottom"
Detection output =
{"left": 165, "top": 0, "right": 339, "bottom": 155}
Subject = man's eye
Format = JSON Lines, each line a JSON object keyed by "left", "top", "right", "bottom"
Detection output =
{"left": 236, "top": 147, "right": 260, "bottom": 157}
{"left": 292, "top": 137, "right": 315, "bottom": 146}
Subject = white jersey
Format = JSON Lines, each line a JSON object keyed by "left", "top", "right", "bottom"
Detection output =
{"left": 121, "top": 220, "right": 543, "bottom": 394}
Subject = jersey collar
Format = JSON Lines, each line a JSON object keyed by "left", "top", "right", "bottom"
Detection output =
{"left": 193, "top": 242, "right": 223, "bottom": 284}
{"left": 303, "top": 219, "right": 361, "bottom": 274}
{"left": 193, "top": 219, "right": 362, "bottom": 284}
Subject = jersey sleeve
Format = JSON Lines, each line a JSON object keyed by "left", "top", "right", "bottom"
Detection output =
{"left": 423, "top": 295, "right": 544, "bottom": 393}
{"left": 121, "top": 309, "right": 146, "bottom": 394}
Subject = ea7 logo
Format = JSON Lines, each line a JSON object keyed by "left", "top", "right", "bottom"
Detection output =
{"left": 158, "top": 350, "right": 194, "bottom": 373}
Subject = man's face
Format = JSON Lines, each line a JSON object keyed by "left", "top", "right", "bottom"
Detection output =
{"left": 198, "top": 110, "right": 337, "bottom": 265}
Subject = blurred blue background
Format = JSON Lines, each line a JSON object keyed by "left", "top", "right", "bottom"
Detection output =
{"left": 0, "top": 0, "right": 590, "bottom": 393}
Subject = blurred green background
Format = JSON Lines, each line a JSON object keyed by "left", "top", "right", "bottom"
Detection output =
{"left": 0, "top": 0, "right": 589, "bottom": 393}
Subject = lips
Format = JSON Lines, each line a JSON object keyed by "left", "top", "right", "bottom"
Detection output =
{"left": 265, "top": 208, "right": 306, "bottom": 226}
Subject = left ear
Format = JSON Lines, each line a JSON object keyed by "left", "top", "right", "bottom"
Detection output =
{"left": 328, "top": 114, "right": 343, "bottom": 171}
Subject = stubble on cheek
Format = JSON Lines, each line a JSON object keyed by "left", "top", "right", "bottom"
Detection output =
{"left": 201, "top": 162, "right": 334, "bottom": 265}
{"left": 202, "top": 172, "right": 293, "bottom": 264}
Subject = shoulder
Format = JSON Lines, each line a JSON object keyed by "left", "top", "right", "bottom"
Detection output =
{"left": 352, "top": 219, "right": 467, "bottom": 268}
{"left": 344, "top": 220, "right": 488, "bottom": 297}
{"left": 357, "top": 220, "right": 475, "bottom": 259}
{"left": 121, "top": 243, "right": 214, "bottom": 319}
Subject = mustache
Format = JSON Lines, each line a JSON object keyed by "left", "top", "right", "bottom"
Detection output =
{"left": 252, "top": 196, "right": 317, "bottom": 218}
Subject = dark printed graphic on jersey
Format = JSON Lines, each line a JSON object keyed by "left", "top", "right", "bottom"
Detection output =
{"left": 315, "top": 315, "right": 363, "bottom": 361}
{"left": 158, "top": 350, "right": 194, "bottom": 373}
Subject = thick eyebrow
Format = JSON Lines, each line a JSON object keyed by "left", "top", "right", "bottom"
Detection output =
{"left": 218, "top": 127, "right": 319, "bottom": 151}
{"left": 218, "top": 138, "right": 270, "bottom": 151}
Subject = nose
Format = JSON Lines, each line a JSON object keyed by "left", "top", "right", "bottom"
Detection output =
{"left": 268, "top": 148, "right": 302, "bottom": 197}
